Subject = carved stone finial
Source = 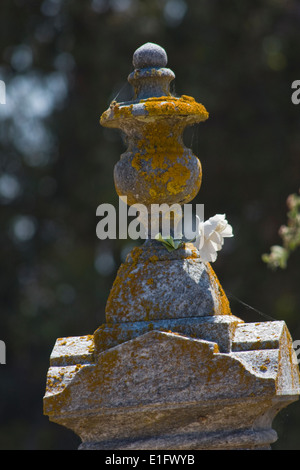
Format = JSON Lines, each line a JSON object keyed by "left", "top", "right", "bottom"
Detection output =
{"left": 128, "top": 42, "right": 175, "bottom": 99}
{"left": 100, "top": 43, "right": 208, "bottom": 208}
{"left": 132, "top": 42, "right": 168, "bottom": 69}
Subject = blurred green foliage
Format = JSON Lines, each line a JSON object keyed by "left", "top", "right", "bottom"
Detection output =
{"left": 0, "top": 0, "right": 300, "bottom": 449}
{"left": 263, "top": 191, "right": 300, "bottom": 269}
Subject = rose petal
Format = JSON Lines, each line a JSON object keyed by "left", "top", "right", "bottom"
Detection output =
{"left": 199, "top": 239, "right": 218, "bottom": 262}
{"left": 194, "top": 233, "right": 204, "bottom": 250}
{"left": 203, "top": 220, "right": 218, "bottom": 238}
{"left": 220, "top": 224, "right": 233, "bottom": 237}
{"left": 208, "top": 231, "right": 222, "bottom": 246}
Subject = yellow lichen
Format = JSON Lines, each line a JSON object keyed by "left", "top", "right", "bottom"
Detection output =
{"left": 206, "top": 263, "right": 232, "bottom": 316}
{"left": 101, "top": 95, "right": 208, "bottom": 206}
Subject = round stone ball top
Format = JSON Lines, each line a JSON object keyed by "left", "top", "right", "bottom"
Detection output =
{"left": 132, "top": 42, "right": 168, "bottom": 69}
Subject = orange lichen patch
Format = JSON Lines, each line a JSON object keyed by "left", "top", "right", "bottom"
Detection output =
{"left": 127, "top": 119, "right": 196, "bottom": 202}
{"left": 102, "top": 95, "right": 206, "bottom": 206}
{"left": 131, "top": 152, "right": 143, "bottom": 171}
{"left": 105, "top": 264, "right": 144, "bottom": 321}
{"left": 100, "top": 102, "right": 134, "bottom": 124}
{"left": 100, "top": 95, "right": 208, "bottom": 126}
{"left": 129, "top": 246, "right": 144, "bottom": 262}
{"left": 45, "top": 365, "right": 81, "bottom": 396}
{"left": 142, "top": 96, "right": 209, "bottom": 122}
{"left": 184, "top": 243, "right": 199, "bottom": 258}
{"left": 149, "top": 188, "right": 157, "bottom": 197}
{"left": 206, "top": 263, "right": 232, "bottom": 316}
{"left": 148, "top": 255, "right": 159, "bottom": 263}
{"left": 50, "top": 335, "right": 95, "bottom": 367}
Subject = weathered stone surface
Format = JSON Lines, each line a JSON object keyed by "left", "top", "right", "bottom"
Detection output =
{"left": 44, "top": 327, "right": 300, "bottom": 450}
{"left": 50, "top": 335, "right": 94, "bottom": 366}
{"left": 105, "top": 242, "right": 231, "bottom": 323}
{"left": 94, "top": 314, "right": 242, "bottom": 354}
{"left": 44, "top": 296, "right": 300, "bottom": 450}
{"left": 132, "top": 42, "right": 168, "bottom": 69}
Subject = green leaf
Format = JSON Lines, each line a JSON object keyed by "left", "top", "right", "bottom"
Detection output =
{"left": 163, "top": 236, "right": 175, "bottom": 248}
{"left": 155, "top": 233, "right": 164, "bottom": 242}
{"left": 161, "top": 241, "right": 175, "bottom": 252}
{"left": 155, "top": 233, "right": 183, "bottom": 252}
{"left": 173, "top": 239, "right": 183, "bottom": 249}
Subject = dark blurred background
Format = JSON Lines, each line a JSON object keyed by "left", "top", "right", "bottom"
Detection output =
{"left": 0, "top": 0, "right": 299, "bottom": 450}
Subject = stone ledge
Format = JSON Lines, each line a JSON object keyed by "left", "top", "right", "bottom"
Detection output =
{"left": 94, "top": 315, "right": 242, "bottom": 355}
{"left": 50, "top": 335, "right": 94, "bottom": 367}
{"left": 232, "top": 321, "right": 286, "bottom": 352}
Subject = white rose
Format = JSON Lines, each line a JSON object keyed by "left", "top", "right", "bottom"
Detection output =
{"left": 194, "top": 214, "right": 233, "bottom": 262}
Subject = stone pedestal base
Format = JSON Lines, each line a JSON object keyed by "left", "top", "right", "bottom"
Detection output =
{"left": 44, "top": 317, "right": 300, "bottom": 450}
{"left": 68, "top": 396, "right": 295, "bottom": 450}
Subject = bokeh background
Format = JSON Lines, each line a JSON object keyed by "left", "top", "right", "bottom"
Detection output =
{"left": 0, "top": 0, "right": 300, "bottom": 450}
